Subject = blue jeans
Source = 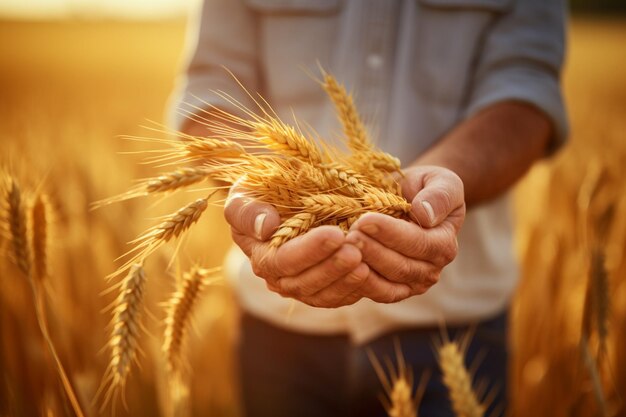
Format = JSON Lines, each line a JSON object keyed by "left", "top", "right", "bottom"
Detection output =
{"left": 238, "top": 311, "right": 508, "bottom": 417}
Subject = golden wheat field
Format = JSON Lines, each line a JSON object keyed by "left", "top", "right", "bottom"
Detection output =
{"left": 0, "top": 15, "right": 625, "bottom": 417}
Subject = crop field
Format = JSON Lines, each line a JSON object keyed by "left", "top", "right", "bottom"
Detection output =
{"left": 0, "top": 16, "right": 624, "bottom": 417}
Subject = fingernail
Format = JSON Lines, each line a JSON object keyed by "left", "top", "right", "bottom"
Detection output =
{"left": 360, "top": 223, "right": 378, "bottom": 236}
{"left": 254, "top": 212, "right": 267, "bottom": 240}
{"left": 422, "top": 201, "right": 435, "bottom": 225}
{"left": 323, "top": 238, "right": 342, "bottom": 251}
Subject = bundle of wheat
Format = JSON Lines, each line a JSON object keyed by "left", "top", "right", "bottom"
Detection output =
{"left": 99, "top": 72, "right": 411, "bottom": 278}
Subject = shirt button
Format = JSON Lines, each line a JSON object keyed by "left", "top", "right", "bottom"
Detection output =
{"left": 366, "top": 53, "right": 384, "bottom": 70}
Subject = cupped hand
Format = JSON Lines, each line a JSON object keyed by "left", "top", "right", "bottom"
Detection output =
{"left": 346, "top": 165, "right": 466, "bottom": 302}
{"left": 223, "top": 188, "right": 371, "bottom": 308}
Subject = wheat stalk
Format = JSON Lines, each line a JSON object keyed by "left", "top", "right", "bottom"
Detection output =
{"left": 438, "top": 341, "right": 485, "bottom": 417}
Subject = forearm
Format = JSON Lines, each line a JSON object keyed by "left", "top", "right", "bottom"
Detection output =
{"left": 413, "top": 101, "right": 552, "bottom": 207}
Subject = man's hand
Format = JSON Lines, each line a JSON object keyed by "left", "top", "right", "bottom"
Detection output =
{"left": 224, "top": 190, "right": 372, "bottom": 308}
{"left": 346, "top": 166, "right": 466, "bottom": 301}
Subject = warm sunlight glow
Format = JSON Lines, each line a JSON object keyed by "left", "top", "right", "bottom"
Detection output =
{"left": 0, "top": 0, "right": 199, "bottom": 19}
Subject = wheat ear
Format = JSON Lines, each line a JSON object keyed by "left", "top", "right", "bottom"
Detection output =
{"left": 253, "top": 119, "right": 323, "bottom": 164}
{"left": 163, "top": 266, "right": 220, "bottom": 374}
{"left": 321, "top": 73, "right": 371, "bottom": 153}
{"left": 368, "top": 341, "right": 428, "bottom": 417}
{"left": 361, "top": 188, "right": 412, "bottom": 217}
{"left": 6, "top": 179, "right": 31, "bottom": 275}
{"left": 99, "top": 263, "right": 147, "bottom": 410}
{"left": 582, "top": 246, "right": 610, "bottom": 359}
{"left": 114, "top": 197, "right": 210, "bottom": 278}
{"left": 438, "top": 341, "right": 485, "bottom": 417}
{"left": 30, "top": 194, "right": 49, "bottom": 282}
{"left": 300, "top": 194, "right": 364, "bottom": 222}
{"left": 270, "top": 213, "right": 317, "bottom": 247}
{"left": 5, "top": 180, "right": 85, "bottom": 417}
{"left": 320, "top": 162, "right": 368, "bottom": 196}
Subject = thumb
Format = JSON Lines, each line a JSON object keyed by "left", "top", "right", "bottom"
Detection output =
{"left": 410, "top": 168, "right": 465, "bottom": 229}
{"left": 224, "top": 187, "right": 281, "bottom": 241}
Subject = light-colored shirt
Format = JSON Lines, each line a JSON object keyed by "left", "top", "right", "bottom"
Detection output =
{"left": 171, "top": 0, "right": 568, "bottom": 344}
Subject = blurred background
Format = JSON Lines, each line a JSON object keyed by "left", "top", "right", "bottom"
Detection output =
{"left": 0, "top": 1, "right": 625, "bottom": 416}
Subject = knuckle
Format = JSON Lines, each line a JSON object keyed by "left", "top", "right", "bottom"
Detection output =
{"left": 439, "top": 242, "right": 458, "bottom": 265}
{"left": 265, "top": 280, "right": 289, "bottom": 297}
{"left": 251, "top": 255, "right": 271, "bottom": 279}
{"left": 435, "top": 233, "right": 458, "bottom": 265}
{"left": 424, "top": 269, "right": 441, "bottom": 287}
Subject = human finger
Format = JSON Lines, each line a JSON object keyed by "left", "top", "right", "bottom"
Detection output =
{"left": 351, "top": 213, "right": 457, "bottom": 266}
{"left": 346, "top": 230, "right": 439, "bottom": 292}
{"left": 250, "top": 225, "right": 346, "bottom": 279}
{"left": 401, "top": 166, "right": 465, "bottom": 229}
{"left": 274, "top": 243, "right": 363, "bottom": 299}
{"left": 223, "top": 189, "right": 281, "bottom": 241}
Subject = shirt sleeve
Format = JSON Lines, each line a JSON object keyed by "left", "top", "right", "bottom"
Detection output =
{"left": 464, "top": 0, "right": 569, "bottom": 152}
{"left": 167, "top": 0, "right": 259, "bottom": 131}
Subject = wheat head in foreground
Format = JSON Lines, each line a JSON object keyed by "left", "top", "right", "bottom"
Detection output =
{"left": 369, "top": 342, "right": 429, "bottom": 417}
{"left": 437, "top": 341, "right": 486, "bottom": 417}
{"left": 98, "top": 263, "right": 147, "bottom": 410}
